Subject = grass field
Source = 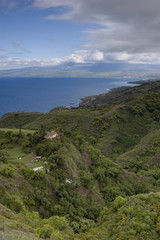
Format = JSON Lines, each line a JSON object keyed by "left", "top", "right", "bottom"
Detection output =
{"left": 0, "top": 128, "right": 36, "bottom": 134}
{"left": 4, "top": 146, "right": 45, "bottom": 168}
{"left": 7, "top": 147, "right": 32, "bottom": 161}
{"left": 3, "top": 146, "right": 33, "bottom": 164}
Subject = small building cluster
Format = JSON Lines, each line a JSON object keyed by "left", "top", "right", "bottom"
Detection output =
{"left": 32, "top": 131, "right": 60, "bottom": 172}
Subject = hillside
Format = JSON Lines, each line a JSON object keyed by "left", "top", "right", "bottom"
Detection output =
{"left": 0, "top": 80, "right": 160, "bottom": 239}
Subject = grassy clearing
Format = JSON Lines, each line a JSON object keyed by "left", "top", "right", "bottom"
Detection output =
{"left": 4, "top": 146, "right": 45, "bottom": 168}
{"left": 0, "top": 128, "right": 36, "bottom": 134}
{"left": 5, "top": 147, "right": 33, "bottom": 163}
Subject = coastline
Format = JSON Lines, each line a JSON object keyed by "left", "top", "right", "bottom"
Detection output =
{"left": 0, "top": 77, "right": 154, "bottom": 117}
{"left": 79, "top": 79, "right": 160, "bottom": 107}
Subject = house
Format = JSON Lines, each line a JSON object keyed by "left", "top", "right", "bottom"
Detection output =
{"left": 33, "top": 166, "right": 44, "bottom": 171}
{"left": 44, "top": 131, "right": 60, "bottom": 140}
{"left": 43, "top": 161, "right": 48, "bottom": 165}
{"left": 36, "top": 156, "right": 41, "bottom": 162}
{"left": 65, "top": 178, "right": 72, "bottom": 184}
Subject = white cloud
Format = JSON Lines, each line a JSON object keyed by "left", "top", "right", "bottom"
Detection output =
{"left": 102, "top": 52, "right": 160, "bottom": 64}
{"left": 2, "top": 0, "right": 160, "bottom": 67}
{"left": 32, "top": 0, "right": 160, "bottom": 64}
{"left": 0, "top": 50, "right": 104, "bottom": 70}
{"left": 0, "top": 58, "right": 60, "bottom": 70}
{"left": 125, "top": 53, "right": 160, "bottom": 64}
{"left": 2, "top": 50, "right": 160, "bottom": 71}
{"left": 66, "top": 50, "right": 104, "bottom": 63}
{"left": 33, "top": 0, "right": 76, "bottom": 9}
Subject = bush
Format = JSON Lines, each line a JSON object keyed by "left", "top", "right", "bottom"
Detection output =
{"left": 51, "top": 231, "right": 64, "bottom": 240}
{"left": 36, "top": 224, "right": 54, "bottom": 239}
{"left": 130, "top": 104, "right": 146, "bottom": 115}
{"left": 32, "top": 170, "right": 45, "bottom": 181}
{"left": 0, "top": 166, "right": 15, "bottom": 177}
{"left": 48, "top": 154, "right": 65, "bottom": 167}
{"left": 24, "top": 211, "right": 40, "bottom": 228}
{"left": 20, "top": 167, "right": 45, "bottom": 181}
{"left": 113, "top": 196, "right": 127, "bottom": 210}
{"left": 70, "top": 217, "right": 94, "bottom": 233}
{"left": 35, "top": 140, "right": 61, "bottom": 157}
{"left": 0, "top": 151, "right": 8, "bottom": 163}
{"left": 36, "top": 216, "right": 71, "bottom": 239}
{"left": 0, "top": 155, "right": 8, "bottom": 163}
{"left": 3, "top": 192, "right": 25, "bottom": 213}
{"left": 20, "top": 167, "right": 34, "bottom": 180}
{"left": 38, "top": 216, "right": 70, "bottom": 231}
{"left": 80, "top": 171, "right": 93, "bottom": 188}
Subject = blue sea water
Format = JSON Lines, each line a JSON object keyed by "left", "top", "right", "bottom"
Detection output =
{"left": 0, "top": 77, "right": 141, "bottom": 117}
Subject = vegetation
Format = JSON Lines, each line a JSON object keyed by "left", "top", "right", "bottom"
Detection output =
{"left": 0, "top": 80, "right": 160, "bottom": 239}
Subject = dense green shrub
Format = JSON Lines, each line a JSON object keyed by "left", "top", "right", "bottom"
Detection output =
{"left": 36, "top": 224, "right": 54, "bottom": 239}
{"left": 2, "top": 192, "right": 25, "bottom": 213}
{"left": 22, "top": 140, "right": 31, "bottom": 153}
{"left": 20, "top": 167, "right": 45, "bottom": 181}
{"left": 35, "top": 140, "right": 61, "bottom": 157}
{"left": 36, "top": 216, "right": 71, "bottom": 239}
{"left": 0, "top": 153, "right": 8, "bottom": 163}
{"left": 48, "top": 154, "right": 65, "bottom": 167}
{"left": 80, "top": 171, "right": 93, "bottom": 188}
{"left": 130, "top": 104, "right": 146, "bottom": 115}
{"left": 0, "top": 165, "right": 15, "bottom": 177}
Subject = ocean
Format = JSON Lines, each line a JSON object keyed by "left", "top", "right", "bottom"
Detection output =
{"left": 0, "top": 77, "right": 141, "bottom": 117}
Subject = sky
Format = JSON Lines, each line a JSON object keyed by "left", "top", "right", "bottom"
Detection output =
{"left": 1, "top": 0, "right": 160, "bottom": 70}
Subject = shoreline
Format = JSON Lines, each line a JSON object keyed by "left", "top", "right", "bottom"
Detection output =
{"left": 79, "top": 79, "right": 160, "bottom": 107}
{"left": 0, "top": 78, "right": 157, "bottom": 117}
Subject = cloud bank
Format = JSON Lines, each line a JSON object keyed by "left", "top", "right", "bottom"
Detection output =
{"left": 33, "top": 0, "right": 160, "bottom": 64}
{"left": 1, "top": 0, "right": 160, "bottom": 69}
{"left": 0, "top": 50, "right": 104, "bottom": 70}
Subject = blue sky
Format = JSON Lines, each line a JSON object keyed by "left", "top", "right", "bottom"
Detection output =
{"left": 1, "top": 3, "right": 90, "bottom": 59}
{"left": 2, "top": 9, "right": 87, "bottom": 58}
{"left": 1, "top": 0, "right": 160, "bottom": 70}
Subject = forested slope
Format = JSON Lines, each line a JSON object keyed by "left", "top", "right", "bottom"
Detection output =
{"left": 0, "top": 80, "right": 160, "bottom": 239}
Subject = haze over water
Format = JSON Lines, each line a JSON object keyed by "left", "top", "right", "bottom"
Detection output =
{"left": 0, "top": 77, "right": 141, "bottom": 117}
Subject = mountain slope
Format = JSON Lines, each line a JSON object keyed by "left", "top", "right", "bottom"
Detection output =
{"left": 0, "top": 80, "right": 160, "bottom": 239}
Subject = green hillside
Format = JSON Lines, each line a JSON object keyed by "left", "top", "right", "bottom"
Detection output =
{"left": 0, "top": 80, "right": 160, "bottom": 239}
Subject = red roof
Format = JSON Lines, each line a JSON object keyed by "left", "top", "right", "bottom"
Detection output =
{"left": 44, "top": 131, "right": 59, "bottom": 139}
